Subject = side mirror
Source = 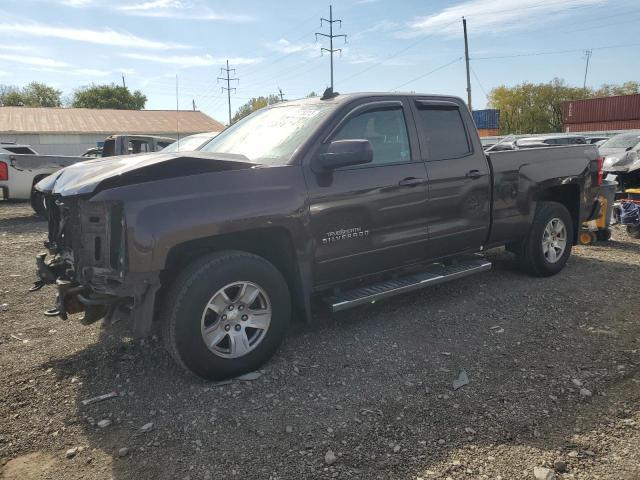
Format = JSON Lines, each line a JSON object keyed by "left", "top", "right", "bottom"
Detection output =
{"left": 314, "top": 139, "right": 373, "bottom": 171}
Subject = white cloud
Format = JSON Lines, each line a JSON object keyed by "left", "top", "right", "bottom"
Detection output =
{"left": 403, "top": 0, "right": 607, "bottom": 37}
{"left": 265, "top": 38, "right": 318, "bottom": 56}
{"left": 117, "top": 0, "right": 254, "bottom": 22}
{"left": 29, "top": 66, "right": 113, "bottom": 76}
{"left": 59, "top": 0, "right": 94, "bottom": 6}
{"left": 351, "top": 20, "right": 399, "bottom": 40}
{"left": 341, "top": 49, "right": 379, "bottom": 64}
{"left": 121, "top": 53, "right": 263, "bottom": 69}
{"left": 0, "top": 22, "right": 189, "bottom": 50}
{"left": 0, "top": 52, "right": 69, "bottom": 68}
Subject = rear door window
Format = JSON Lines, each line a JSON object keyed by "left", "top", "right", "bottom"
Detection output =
{"left": 414, "top": 105, "right": 471, "bottom": 160}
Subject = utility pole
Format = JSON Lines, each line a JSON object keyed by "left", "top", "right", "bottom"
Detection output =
{"left": 278, "top": 87, "right": 284, "bottom": 102}
{"left": 315, "top": 5, "right": 347, "bottom": 92}
{"left": 121, "top": 73, "right": 126, "bottom": 88}
{"left": 583, "top": 49, "right": 592, "bottom": 90}
{"left": 192, "top": 99, "right": 196, "bottom": 111}
{"left": 463, "top": 17, "right": 472, "bottom": 110}
{"left": 218, "top": 60, "right": 239, "bottom": 125}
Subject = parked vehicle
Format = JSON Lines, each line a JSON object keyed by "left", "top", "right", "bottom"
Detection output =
{"left": 102, "top": 135, "right": 175, "bottom": 156}
{"left": 33, "top": 92, "right": 603, "bottom": 379}
{"left": 485, "top": 135, "right": 587, "bottom": 151}
{"left": 516, "top": 135, "right": 587, "bottom": 148}
{"left": 0, "top": 135, "right": 176, "bottom": 217}
{"left": 81, "top": 147, "right": 103, "bottom": 158}
{"left": 586, "top": 136, "right": 610, "bottom": 145}
{"left": 0, "top": 143, "right": 38, "bottom": 155}
{"left": 162, "top": 132, "right": 219, "bottom": 152}
{"left": 600, "top": 132, "right": 640, "bottom": 189}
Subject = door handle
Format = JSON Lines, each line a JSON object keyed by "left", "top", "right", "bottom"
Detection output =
{"left": 466, "top": 169, "right": 484, "bottom": 179}
{"left": 398, "top": 177, "right": 425, "bottom": 187}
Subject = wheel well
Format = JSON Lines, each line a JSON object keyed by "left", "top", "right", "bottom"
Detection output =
{"left": 536, "top": 184, "right": 580, "bottom": 243}
{"left": 160, "top": 227, "right": 303, "bottom": 309}
{"left": 31, "top": 174, "right": 49, "bottom": 191}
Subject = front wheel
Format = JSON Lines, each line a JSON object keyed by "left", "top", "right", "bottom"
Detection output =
{"left": 161, "top": 251, "right": 291, "bottom": 380}
{"left": 30, "top": 190, "right": 48, "bottom": 219}
{"left": 515, "top": 201, "right": 574, "bottom": 277}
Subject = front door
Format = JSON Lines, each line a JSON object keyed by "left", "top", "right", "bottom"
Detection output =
{"left": 410, "top": 98, "right": 491, "bottom": 259}
{"left": 304, "top": 99, "right": 429, "bottom": 286}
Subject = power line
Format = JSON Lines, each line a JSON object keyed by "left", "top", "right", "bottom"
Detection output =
{"left": 315, "top": 5, "right": 347, "bottom": 91}
{"left": 472, "top": 42, "right": 640, "bottom": 60}
{"left": 217, "top": 60, "right": 239, "bottom": 125}
{"left": 389, "top": 57, "right": 463, "bottom": 91}
{"left": 340, "top": 18, "right": 460, "bottom": 86}
{"left": 470, "top": 65, "right": 489, "bottom": 100}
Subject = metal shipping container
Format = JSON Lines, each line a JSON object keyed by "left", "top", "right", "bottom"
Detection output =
{"left": 563, "top": 94, "right": 640, "bottom": 125}
{"left": 477, "top": 128, "right": 501, "bottom": 137}
{"left": 564, "top": 120, "right": 640, "bottom": 132}
{"left": 472, "top": 109, "right": 500, "bottom": 129}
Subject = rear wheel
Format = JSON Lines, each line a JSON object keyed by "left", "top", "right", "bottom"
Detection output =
{"left": 515, "top": 201, "right": 574, "bottom": 277}
{"left": 161, "top": 250, "right": 290, "bottom": 380}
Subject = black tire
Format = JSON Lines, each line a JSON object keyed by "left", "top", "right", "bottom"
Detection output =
{"left": 161, "top": 250, "right": 291, "bottom": 380}
{"left": 30, "top": 190, "right": 48, "bottom": 219}
{"left": 628, "top": 225, "right": 640, "bottom": 239}
{"left": 596, "top": 229, "right": 612, "bottom": 242}
{"left": 515, "top": 201, "right": 574, "bottom": 277}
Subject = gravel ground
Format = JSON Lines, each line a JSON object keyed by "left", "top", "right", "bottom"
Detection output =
{"left": 1, "top": 200, "right": 639, "bottom": 480}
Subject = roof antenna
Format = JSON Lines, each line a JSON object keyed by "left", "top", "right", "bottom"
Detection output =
{"left": 321, "top": 87, "right": 339, "bottom": 100}
{"left": 175, "top": 74, "right": 180, "bottom": 151}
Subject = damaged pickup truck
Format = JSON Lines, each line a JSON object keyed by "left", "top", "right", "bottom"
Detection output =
{"left": 33, "top": 92, "right": 603, "bottom": 379}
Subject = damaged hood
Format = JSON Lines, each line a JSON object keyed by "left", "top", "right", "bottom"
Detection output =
{"left": 37, "top": 151, "right": 257, "bottom": 197}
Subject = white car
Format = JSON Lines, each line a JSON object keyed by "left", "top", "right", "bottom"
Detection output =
{"left": 161, "top": 132, "right": 219, "bottom": 152}
{"left": 0, "top": 144, "right": 82, "bottom": 217}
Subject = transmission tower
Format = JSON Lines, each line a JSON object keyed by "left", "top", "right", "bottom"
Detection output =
{"left": 218, "top": 60, "right": 239, "bottom": 125}
{"left": 315, "top": 5, "right": 347, "bottom": 92}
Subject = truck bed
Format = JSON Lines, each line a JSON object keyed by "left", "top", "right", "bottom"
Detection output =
{"left": 487, "top": 144, "right": 600, "bottom": 246}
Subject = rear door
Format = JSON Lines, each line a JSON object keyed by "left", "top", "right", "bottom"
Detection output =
{"left": 304, "top": 98, "right": 429, "bottom": 286}
{"left": 410, "top": 98, "right": 491, "bottom": 258}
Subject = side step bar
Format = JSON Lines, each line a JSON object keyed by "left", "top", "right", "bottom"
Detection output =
{"left": 325, "top": 257, "right": 492, "bottom": 312}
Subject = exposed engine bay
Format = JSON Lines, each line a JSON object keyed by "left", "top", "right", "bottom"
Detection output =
{"left": 33, "top": 196, "right": 160, "bottom": 334}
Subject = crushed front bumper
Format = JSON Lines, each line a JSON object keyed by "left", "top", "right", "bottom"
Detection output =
{"left": 32, "top": 196, "right": 161, "bottom": 336}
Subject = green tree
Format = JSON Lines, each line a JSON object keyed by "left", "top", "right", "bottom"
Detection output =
{"left": 594, "top": 81, "right": 640, "bottom": 97}
{"left": 488, "top": 78, "right": 590, "bottom": 134}
{"left": 72, "top": 84, "right": 147, "bottom": 109}
{"left": 0, "top": 82, "right": 62, "bottom": 107}
{"left": 306, "top": 91, "right": 318, "bottom": 98}
{"left": 231, "top": 94, "right": 281, "bottom": 124}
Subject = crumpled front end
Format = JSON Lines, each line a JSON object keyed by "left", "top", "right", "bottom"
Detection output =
{"left": 33, "top": 196, "right": 160, "bottom": 335}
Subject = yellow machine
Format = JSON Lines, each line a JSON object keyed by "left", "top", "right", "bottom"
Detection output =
{"left": 580, "top": 195, "right": 611, "bottom": 245}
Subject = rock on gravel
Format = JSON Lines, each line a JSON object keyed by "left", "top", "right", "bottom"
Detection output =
{"left": 65, "top": 448, "right": 78, "bottom": 459}
{"left": 324, "top": 450, "right": 337, "bottom": 465}
{"left": 534, "top": 466, "right": 556, "bottom": 480}
{"left": 140, "top": 422, "right": 154, "bottom": 433}
{"left": 118, "top": 447, "right": 129, "bottom": 457}
{"left": 97, "top": 419, "right": 111, "bottom": 428}
{"left": 554, "top": 460, "right": 568, "bottom": 473}
{"left": 580, "top": 387, "right": 593, "bottom": 397}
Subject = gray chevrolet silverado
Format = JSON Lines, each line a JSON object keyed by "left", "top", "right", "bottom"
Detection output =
{"left": 33, "top": 92, "right": 603, "bottom": 379}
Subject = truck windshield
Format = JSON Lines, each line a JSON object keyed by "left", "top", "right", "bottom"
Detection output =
{"left": 600, "top": 133, "right": 640, "bottom": 149}
{"left": 200, "top": 103, "right": 335, "bottom": 164}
